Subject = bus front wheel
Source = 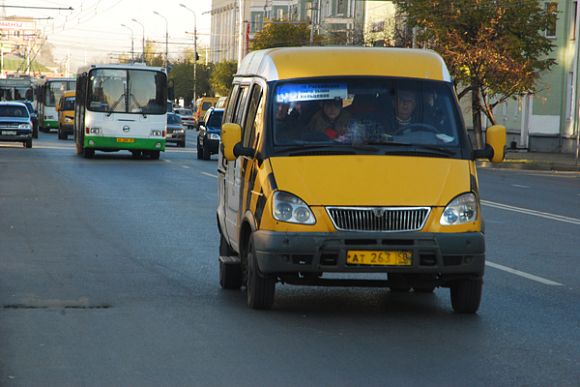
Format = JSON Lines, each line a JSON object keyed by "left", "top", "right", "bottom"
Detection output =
{"left": 83, "top": 148, "right": 95, "bottom": 158}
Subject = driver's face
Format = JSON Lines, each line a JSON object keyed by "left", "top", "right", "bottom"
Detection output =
{"left": 396, "top": 92, "right": 416, "bottom": 121}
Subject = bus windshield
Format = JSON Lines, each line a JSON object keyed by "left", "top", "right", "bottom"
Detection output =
{"left": 87, "top": 69, "right": 167, "bottom": 115}
{"left": 45, "top": 81, "right": 75, "bottom": 107}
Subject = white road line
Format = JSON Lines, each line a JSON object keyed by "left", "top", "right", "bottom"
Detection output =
{"left": 511, "top": 184, "right": 529, "bottom": 188}
{"left": 201, "top": 172, "right": 217, "bottom": 178}
{"left": 181, "top": 165, "right": 190, "bottom": 169}
{"left": 481, "top": 200, "right": 580, "bottom": 226}
{"left": 486, "top": 261, "right": 564, "bottom": 286}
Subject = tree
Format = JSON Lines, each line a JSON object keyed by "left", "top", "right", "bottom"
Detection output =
{"left": 210, "top": 61, "right": 237, "bottom": 96}
{"left": 143, "top": 40, "right": 164, "bottom": 67}
{"left": 395, "top": 0, "right": 556, "bottom": 148}
{"left": 251, "top": 21, "right": 314, "bottom": 50}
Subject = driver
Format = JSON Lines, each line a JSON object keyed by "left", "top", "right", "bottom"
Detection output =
{"left": 393, "top": 89, "right": 418, "bottom": 132}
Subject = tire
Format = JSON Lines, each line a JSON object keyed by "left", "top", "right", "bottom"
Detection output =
{"left": 57, "top": 128, "right": 64, "bottom": 140}
{"left": 83, "top": 148, "right": 95, "bottom": 158}
{"left": 246, "top": 236, "right": 275, "bottom": 310}
{"left": 131, "top": 150, "right": 142, "bottom": 159}
{"left": 196, "top": 139, "right": 202, "bottom": 160}
{"left": 148, "top": 150, "right": 160, "bottom": 160}
{"left": 32, "top": 126, "right": 38, "bottom": 139}
{"left": 202, "top": 143, "right": 211, "bottom": 160}
{"left": 220, "top": 258, "right": 242, "bottom": 290}
{"left": 24, "top": 139, "right": 32, "bottom": 148}
{"left": 450, "top": 278, "right": 482, "bottom": 314}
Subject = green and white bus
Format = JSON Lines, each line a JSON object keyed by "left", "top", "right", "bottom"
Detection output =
{"left": 36, "top": 77, "right": 76, "bottom": 132}
{"left": 74, "top": 64, "right": 167, "bottom": 159}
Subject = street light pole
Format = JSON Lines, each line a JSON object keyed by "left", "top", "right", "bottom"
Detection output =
{"left": 131, "top": 18, "right": 145, "bottom": 62}
{"left": 153, "top": 11, "right": 169, "bottom": 69}
{"left": 120, "top": 23, "right": 134, "bottom": 61}
{"left": 179, "top": 3, "right": 197, "bottom": 105}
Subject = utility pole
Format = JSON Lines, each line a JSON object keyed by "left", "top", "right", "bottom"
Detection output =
{"left": 120, "top": 24, "right": 134, "bottom": 61}
{"left": 131, "top": 18, "right": 145, "bottom": 62}
{"left": 180, "top": 3, "right": 197, "bottom": 105}
{"left": 309, "top": 0, "right": 318, "bottom": 45}
{"left": 238, "top": 0, "right": 245, "bottom": 67}
{"left": 153, "top": 11, "right": 169, "bottom": 69}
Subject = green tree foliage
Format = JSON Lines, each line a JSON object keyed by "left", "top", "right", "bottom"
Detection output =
{"left": 251, "top": 21, "right": 314, "bottom": 50}
{"left": 143, "top": 40, "right": 164, "bottom": 67}
{"left": 168, "top": 58, "right": 215, "bottom": 106}
{"left": 210, "top": 61, "right": 237, "bottom": 97}
{"left": 395, "top": 0, "right": 556, "bottom": 147}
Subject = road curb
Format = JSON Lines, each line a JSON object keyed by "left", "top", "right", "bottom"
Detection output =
{"left": 477, "top": 160, "right": 580, "bottom": 172}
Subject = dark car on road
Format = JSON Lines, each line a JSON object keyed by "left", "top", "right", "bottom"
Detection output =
{"left": 19, "top": 100, "right": 38, "bottom": 139}
{"left": 165, "top": 112, "right": 186, "bottom": 147}
{"left": 0, "top": 101, "right": 33, "bottom": 148}
{"left": 197, "top": 107, "right": 223, "bottom": 160}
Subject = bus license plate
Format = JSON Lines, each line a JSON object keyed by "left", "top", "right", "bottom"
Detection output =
{"left": 116, "top": 138, "right": 135, "bottom": 143}
{"left": 346, "top": 250, "right": 412, "bottom": 266}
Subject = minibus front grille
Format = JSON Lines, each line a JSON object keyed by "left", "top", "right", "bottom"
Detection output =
{"left": 326, "top": 207, "right": 430, "bottom": 232}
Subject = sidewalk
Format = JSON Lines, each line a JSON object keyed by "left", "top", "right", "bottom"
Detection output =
{"left": 477, "top": 150, "right": 580, "bottom": 172}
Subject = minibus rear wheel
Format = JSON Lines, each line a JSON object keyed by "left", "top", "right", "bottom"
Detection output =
{"left": 245, "top": 235, "right": 275, "bottom": 310}
{"left": 450, "top": 278, "right": 482, "bottom": 314}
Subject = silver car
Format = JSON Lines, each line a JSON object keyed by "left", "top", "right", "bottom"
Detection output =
{"left": 0, "top": 101, "right": 33, "bottom": 148}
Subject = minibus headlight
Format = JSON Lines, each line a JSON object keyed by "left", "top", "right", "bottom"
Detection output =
{"left": 440, "top": 193, "right": 477, "bottom": 225}
{"left": 273, "top": 191, "right": 316, "bottom": 225}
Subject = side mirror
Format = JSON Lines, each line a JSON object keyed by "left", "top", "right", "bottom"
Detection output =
{"left": 473, "top": 124, "right": 506, "bottom": 163}
{"left": 221, "top": 123, "right": 242, "bottom": 161}
{"left": 198, "top": 120, "right": 205, "bottom": 127}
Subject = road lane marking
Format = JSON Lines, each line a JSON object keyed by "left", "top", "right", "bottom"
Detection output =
{"left": 511, "top": 184, "right": 529, "bottom": 188}
{"left": 481, "top": 200, "right": 580, "bottom": 225}
{"left": 201, "top": 172, "right": 217, "bottom": 178}
{"left": 486, "top": 261, "right": 564, "bottom": 286}
{"left": 181, "top": 165, "right": 190, "bottom": 169}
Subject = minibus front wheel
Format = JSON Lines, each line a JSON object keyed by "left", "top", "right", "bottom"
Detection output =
{"left": 450, "top": 278, "right": 482, "bottom": 314}
{"left": 245, "top": 235, "right": 275, "bottom": 310}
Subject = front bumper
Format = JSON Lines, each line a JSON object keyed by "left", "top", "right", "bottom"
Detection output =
{"left": 84, "top": 136, "right": 166, "bottom": 151}
{"left": 166, "top": 132, "right": 186, "bottom": 143}
{"left": 60, "top": 123, "right": 74, "bottom": 134}
{"left": 253, "top": 230, "right": 485, "bottom": 277}
{"left": 0, "top": 129, "right": 32, "bottom": 142}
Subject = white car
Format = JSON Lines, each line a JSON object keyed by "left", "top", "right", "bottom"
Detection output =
{"left": 174, "top": 108, "right": 195, "bottom": 129}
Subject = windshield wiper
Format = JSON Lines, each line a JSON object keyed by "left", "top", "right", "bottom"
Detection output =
{"left": 129, "top": 93, "right": 147, "bottom": 118}
{"left": 277, "top": 143, "right": 380, "bottom": 156}
{"left": 106, "top": 93, "right": 125, "bottom": 116}
{"left": 379, "top": 142, "right": 455, "bottom": 157}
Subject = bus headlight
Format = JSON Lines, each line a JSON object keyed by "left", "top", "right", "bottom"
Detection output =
{"left": 273, "top": 191, "right": 316, "bottom": 225}
{"left": 150, "top": 130, "right": 162, "bottom": 137}
{"left": 89, "top": 127, "right": 101, "bottom": 134}
{"left": 440, "top": 193, "right": 477, "bottom": 225}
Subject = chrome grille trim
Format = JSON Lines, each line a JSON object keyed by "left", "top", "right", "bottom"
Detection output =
{"left": 326, "top": 206, "right": 431, "bottom": 232}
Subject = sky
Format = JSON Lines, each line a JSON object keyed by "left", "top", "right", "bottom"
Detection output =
{"left": 6, "top": 0, "right": 213, "bottom": 71}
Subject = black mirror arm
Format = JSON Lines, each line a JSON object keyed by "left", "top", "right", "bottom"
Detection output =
{"left": 473, "top": 144, "right": 494, "bottom": 161}
{"left": 233, "top": 143, "right": 260, "bottom": 160}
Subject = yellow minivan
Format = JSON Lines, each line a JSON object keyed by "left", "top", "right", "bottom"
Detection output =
{"left": 193, "top": 96, "right": 218, "bottom": 128}
{"left": 217, "top": 47, "right": 505, "bottom": 313}
{"left": 57, "top": 90, "right": 75, "bottom": 140}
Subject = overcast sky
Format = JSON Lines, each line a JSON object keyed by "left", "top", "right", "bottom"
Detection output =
{"left": 6, "top": 0, "right": 213, "bottom": 70}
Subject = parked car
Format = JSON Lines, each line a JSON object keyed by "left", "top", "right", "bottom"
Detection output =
{"left": 197, "top": 107, "right": 223, "bottom": 160}
{"left": 19, "top": 100, "right": 38, "bottom": 139}
{"left": 56, "top": 90, "right": 75, "bottom": 140}
{"left": 165, "top": 112, "right": 186, "bottom": 147}
{"left": 174, "top": 107, "right": 195, "bottom": 129}
{"left": 0, "top": 101, "right": 33, "bottom": 148}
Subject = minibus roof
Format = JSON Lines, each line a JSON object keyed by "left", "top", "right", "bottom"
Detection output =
{"left": 236, "top": 47, "right": 451, "bottom": 82}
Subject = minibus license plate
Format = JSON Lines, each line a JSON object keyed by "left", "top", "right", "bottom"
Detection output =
{"left": 116, "top": 138, "right": 135, "bottom": 143}
{"left": 346, "top": 250, "right": 412, "bottom": 266}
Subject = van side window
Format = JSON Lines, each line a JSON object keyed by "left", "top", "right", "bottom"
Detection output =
{"left": 224, "top": 85, "right": 239, "bottom": 123}
{"left": 242, "top": 84, "right": 263, "bottom": 147}
{"left": 233, "top": 86, "right": 250, "bottom": 125}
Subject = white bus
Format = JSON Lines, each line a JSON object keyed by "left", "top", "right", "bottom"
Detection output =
{"left": 36, "top": 77, "right": 76, "bottom": 132}
{"left": 74, "top": 64, "right": 167, "bottom": 159}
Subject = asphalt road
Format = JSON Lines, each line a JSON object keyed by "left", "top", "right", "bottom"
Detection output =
{"left": 1, "top": 132, "right": 579, "bottom": 386}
